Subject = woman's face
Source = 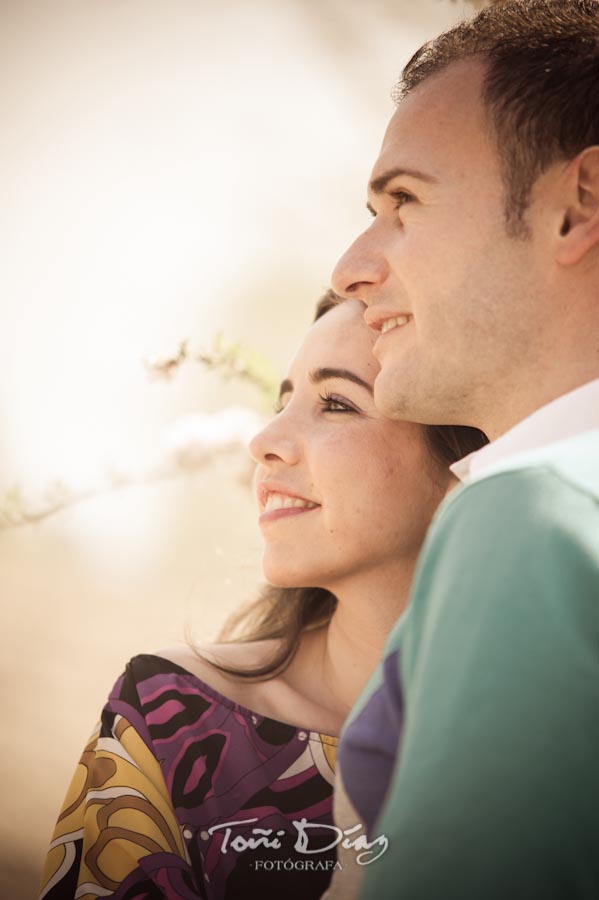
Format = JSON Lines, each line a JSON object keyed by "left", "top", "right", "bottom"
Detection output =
{"left": 249, "top": 300, "right": 448, "bottom": 591}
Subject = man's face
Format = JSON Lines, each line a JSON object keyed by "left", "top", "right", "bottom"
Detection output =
{"left": 331, "top": 60, "right": 548, "bottom": 433}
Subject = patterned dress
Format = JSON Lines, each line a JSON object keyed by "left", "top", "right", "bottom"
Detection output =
{"left": 39, "top": 653, "right": 339, "bottom": 899}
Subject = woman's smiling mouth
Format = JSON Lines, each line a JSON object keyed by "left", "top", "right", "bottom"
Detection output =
{"left": 258, "top": 485, "right": 321, "bottom": 524}
{"left": 263, "top": 492, "right": 319, "bottom": 513}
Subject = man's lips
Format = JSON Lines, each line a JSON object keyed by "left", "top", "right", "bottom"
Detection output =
{"left": 364, "top": 309, "right": 413, "bottom": 334}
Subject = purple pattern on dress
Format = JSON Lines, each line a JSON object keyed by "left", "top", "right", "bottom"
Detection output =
{"left": 115, "top": 654, "right": 338, "bottom": 899}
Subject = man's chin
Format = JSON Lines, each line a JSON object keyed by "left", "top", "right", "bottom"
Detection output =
{"left": 373, "top": 367, "right": 415, "bottom": 420}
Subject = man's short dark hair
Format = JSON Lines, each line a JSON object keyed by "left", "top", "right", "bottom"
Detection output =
{"left": 395, "top": 0, "right": 599, "bottom": 236}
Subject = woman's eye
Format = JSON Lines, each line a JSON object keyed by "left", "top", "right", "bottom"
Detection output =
{"left": 319, "top": 392, "right": 357, "bottom": 413}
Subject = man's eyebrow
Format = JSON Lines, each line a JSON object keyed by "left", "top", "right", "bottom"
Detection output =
{"left": 369, "top": 166, "right": 438, "bottom": 195}
{"left": 278, "top": 378, "right": 293, "bottom": 400}
{"left": 277, "top": 368, "right": 373, "bottom": 400}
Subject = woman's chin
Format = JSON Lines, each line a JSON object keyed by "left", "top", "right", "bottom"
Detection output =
{"left": 262, "top": 562, "right": 320, "bottom": 589}
{"left": 263, "top": 571, "right": 306, "bottom": 588}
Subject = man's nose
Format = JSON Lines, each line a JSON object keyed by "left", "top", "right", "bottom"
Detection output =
{"left": 331, "top": 231, "right": 388, "bottom": 305}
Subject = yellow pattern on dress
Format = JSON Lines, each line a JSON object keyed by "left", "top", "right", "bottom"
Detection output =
{"left": 320, "top": 735, "right": 338, "bottom": 774}
{"left": 39, "top": 715, "right": 188, "bottom": 899}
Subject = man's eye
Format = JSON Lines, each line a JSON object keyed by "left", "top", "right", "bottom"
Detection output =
{"left": 391, "top": 190, "right": 413, "bottom": 209}
{"left": 319, "top": 392, "right": 357, "bottom": 413}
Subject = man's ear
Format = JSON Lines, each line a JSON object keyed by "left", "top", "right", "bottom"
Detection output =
{"left": 556, "top": 146, "right": 599, "bottom": 267}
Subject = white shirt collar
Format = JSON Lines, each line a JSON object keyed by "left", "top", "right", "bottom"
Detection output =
{"left": 450, "top": 378, "right": 599, "bottom": 482}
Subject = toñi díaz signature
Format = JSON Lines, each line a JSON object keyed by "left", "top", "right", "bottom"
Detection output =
{"left": 205, "top": 817, "right": 388, "bottom": 865}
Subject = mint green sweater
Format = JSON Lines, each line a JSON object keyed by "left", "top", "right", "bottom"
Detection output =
{"left": 344, "top": 431, "right": 599, "bottom": 899}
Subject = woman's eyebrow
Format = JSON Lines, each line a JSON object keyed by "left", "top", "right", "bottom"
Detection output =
{"left": 310, "top": 367, "right": 373, "bottom": 393}
{"left": 277, "top": 368, "right": 373, "bottom": 401}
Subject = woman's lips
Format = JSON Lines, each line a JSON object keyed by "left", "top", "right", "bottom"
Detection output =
{"left": 257, "top": 486, "right": 321, "bottom": 524}
{"left": 259, "top": 505, "right": 320, "bottom": 524}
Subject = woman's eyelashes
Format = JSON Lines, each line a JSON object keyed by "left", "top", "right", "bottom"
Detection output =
{"left": 318, "top": 392, "right": 359, "bottom": 414}
{"left": 272, "top": 390, "right": 360, "bottom": 415}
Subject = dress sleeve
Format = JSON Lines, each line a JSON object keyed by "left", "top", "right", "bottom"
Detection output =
{"left": 360, "top": 469, "right": 599, "bottom": 900}
{"left": 38, "top": 664, "right": 204, "bottom": 900}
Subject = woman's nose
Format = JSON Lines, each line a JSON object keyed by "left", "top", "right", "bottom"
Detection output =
{"left": 248, "top": 411, "right": 300, "bottom": 467}
{"left": 330, "top": 230, "right": 388, "bottom": 304}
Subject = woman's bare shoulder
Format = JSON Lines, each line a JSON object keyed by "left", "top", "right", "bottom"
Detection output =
{"left": 156, "top": 639, "right": 283, "bottom": 676}
{"left": 153, "top": 639, "right": 341, "bottom": 736}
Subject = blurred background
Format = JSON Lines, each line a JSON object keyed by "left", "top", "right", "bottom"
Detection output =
{"left": 0, "top": 0, "right": 484, "bottom": 895}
